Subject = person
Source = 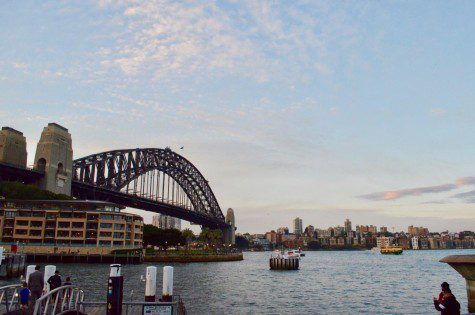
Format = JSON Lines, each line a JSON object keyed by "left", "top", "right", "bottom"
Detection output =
{"left": 19, "top": 282, "right": 30, "bottom": 314}
{"left": 63, "top": 276, "right": 73, "bottom": 300}
{"left": 27, "top": 265, "right": 44, "bottom": 309}
{"left": 47, "top": 270, "right": 62, "bottom": 301}
{"left": 437, "top": 282, "right": 450, "bottom": 303}
{"left": 433, "top": 288, "right": 461, "bottom": 315}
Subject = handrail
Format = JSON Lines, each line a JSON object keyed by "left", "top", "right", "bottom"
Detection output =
{"left": 32, "top": 285, "right": 84, "bottom": 315}
{"left": 0, "top": 283, "right": 22, "bottom": 312}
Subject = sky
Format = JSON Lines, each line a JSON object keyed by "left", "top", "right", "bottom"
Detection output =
{"left": 1, "top": 1, "right": 474, "bottom": 234}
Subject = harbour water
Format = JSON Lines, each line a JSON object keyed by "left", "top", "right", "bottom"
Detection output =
{"left": 1, "top": 249, "right": 473, "bottom": 314}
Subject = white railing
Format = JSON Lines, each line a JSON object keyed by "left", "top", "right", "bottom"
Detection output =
{"left": 0, "top": 283, "right": 22, "bottom": 313}
{"left": 33, "top": 285, "right": 84, "bottom": 315}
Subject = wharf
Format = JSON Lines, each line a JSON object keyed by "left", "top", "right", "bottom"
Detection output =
{"left": 26, "top": 252, "right": 143, "bottom": 264}
{"left": 144, "top": 252, "right": 243, "bottom": 263}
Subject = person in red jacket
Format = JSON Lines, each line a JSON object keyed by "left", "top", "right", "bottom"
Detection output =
{"left": 433, "top": 289, "right": 460, "bottom": 315}
{"left": 436, "top": 282, "right": 450, "bottom": 303}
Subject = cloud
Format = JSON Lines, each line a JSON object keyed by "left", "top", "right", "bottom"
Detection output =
{"left": 360, "top": 184, "right": 457, "bottom": 201}
{"left": 456, "top": 176, "right": 475, "bottom": 186}
{"left": 430, "top": 108, "right": 446, "bottom": 116}
{"left": 94, "top": 1, "right": 366, "bottom": 83}
{"left": 360, "top": 176, "right": 475, "bottom": 201}
{"left": 451, "top": 190, "right": 475, "bottom": 203}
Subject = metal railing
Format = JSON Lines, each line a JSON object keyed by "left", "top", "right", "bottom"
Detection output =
{"left": 32, "top": 285, "right": 84, "bottom": 315}
{"left": 0, "top": 283, "right": 22, "bottom": 313}
{"left": 78, "top": 296, "right": 186, "bottom": 315}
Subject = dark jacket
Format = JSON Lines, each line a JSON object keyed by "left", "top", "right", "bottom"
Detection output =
{"left": 47, "top": 274, "right": 62, "bottom": 290}
{"left": 434, "top": 293, "right": 460, "bottom": 315}
{"left": 28, "top": 271, "right": 44, "bottom": 292}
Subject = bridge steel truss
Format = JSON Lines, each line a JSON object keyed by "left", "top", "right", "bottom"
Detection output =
{"left": 72, "top": 148, "right": 227, "bottom": 228}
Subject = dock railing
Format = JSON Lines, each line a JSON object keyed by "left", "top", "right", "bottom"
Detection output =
{"left": 78, "top": 295, "right": 186, "bottom": 315}
{"left": 32, "top": 285, "right": 84, "bottom": 315}
{"left": 0, "top": 283, "right": 22, "bottom": 313}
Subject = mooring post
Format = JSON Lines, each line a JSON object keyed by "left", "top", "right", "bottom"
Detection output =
{"left": 43, "top": 265, "right": 56, "bottom": 292}
{"left": 162, "top": 266, "right": 173, "bottom": 302}
{"left": 145, "top": 266, "right": 157, "bottom": 302}
{"left": 107, "top": 264, "right": 124, "bottom": 315}
{"left": 25, "top": 265, "right": 36, "bottom": 284}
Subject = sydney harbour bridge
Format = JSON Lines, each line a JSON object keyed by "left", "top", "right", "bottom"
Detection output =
{"left": 0, "top": 123, "right": 234, "bottom": 236}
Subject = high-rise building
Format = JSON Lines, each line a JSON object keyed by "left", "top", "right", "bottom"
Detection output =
{"left": 344, "top": 219, "right": 352, "bottom": 234}
{"left": 293, "top": 217, "right": 303, "bottom": 235}
{"left": 152, "top": 214, "right": 181, "bottom": 230}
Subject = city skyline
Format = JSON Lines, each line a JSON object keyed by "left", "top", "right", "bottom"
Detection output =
{"left": 1, "top": 2, "right": 475, "bottom": 233}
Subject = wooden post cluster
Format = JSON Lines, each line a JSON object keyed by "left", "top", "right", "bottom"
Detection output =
{"left": 269, "top": 257, "right": 299, "bottom": 270}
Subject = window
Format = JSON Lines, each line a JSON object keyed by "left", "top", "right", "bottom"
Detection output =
{"left": 100, "top": 214, "right": 113, "bottom": 220}
{"left": 5, "top": 211, "right": 16, "bottom": 218}
{"left": 16, "top": 220, "right": 28, "bottom": 226}
{"left": 99, "top": 240, "right": 111, "bottom": 246}
{"left": 14, "top": 229, "right": 27, "bottom": 235}
{"left": 58, "top": 221, "right": 70, "bottom": 228}
{"left": 57, "top": 231, "right": 69, "bottom": 237}
{"left": 114, "top": 232, "right": 124, "bottom": 238}
{"left": 30, "top": 221, "right": 43, "bottom": 228}
{"left": 59, "top": 212, "right": 72, "bottom": 218}
{"left": 100, "top": 223, "right": 112, "bottom": 229}
{"left": 114, "top": 224, "right": 124, "bottom": 230}
{"left": 72, "top": 222, "right": 84, "bottom": 229}
{"left": 71, "top": 231, "right": 84, "bottom": 238}
{"left": 87, "top": 223, "right": 98, "bottom": 230}
{"left": 100, "top": 231, "right": 112, "bottom": 238}
{"left": 36, "top": 158, "right": 46, "bottom": 172}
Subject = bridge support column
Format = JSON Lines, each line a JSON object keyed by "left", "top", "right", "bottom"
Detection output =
{"left": 34, "top": 123, "right": 73, "bottom": 196}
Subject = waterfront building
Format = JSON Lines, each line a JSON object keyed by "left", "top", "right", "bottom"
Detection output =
{"left": 408, "top": 225, "right": 429, "bottom": 236}
{"left": 376, "top": 236, "right": 393, "bottom": 248}
{"left": 265, "top": 230, "right": 276, "bottom": 244}
{"left": 429, "top": 237, "right": 439, "bottom": 249}
{"left": 293, "top": 217, "right": 303, "bottom": 235}
{"left": 420, "top": 237, "right": 429, "bottom": 249}
{"left": 344, "top": 219, "right": 352, "bottom": 235}
{"left": 412, "top": 236, "right": 420, "bottom": 249}
{"left": 305, "top": 225, "right": 315, "bottom": 238}
{"left": 0, "top": 127, "right": 27, "bottom": 168}
{"left": 0, "top": 199, "right": 143, "bottom": 254}
{"left": 152, "top": 214, "right": 181, "bottom": 230}
{"left": 277, "top": 227, "right": 289, "bottom": 235}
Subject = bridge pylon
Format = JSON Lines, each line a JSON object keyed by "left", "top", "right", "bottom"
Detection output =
{"left": 34, "top": 123, "right": 73, "bottom": 196}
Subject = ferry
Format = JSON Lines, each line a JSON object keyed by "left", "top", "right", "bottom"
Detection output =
{"left": 380, "top": 245, "right": 403, "bottom": 255}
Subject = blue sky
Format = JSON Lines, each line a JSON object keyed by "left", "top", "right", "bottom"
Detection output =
{"left": 1, "top": 1, "right": 474, "bottom": 233}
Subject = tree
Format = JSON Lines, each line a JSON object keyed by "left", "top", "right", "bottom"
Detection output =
{"left": 143, "top": 224, "right": 185, "bottom": 250}
{"left": 182, "top": 228, "right": 195, "bottom": 247}
{"left": 235, "top": 235, "right": 249, "bottom": 250}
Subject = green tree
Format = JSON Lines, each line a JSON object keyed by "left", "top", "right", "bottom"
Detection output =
{"left": 182, "top": 228, "right": 195, "bottom": 246}
{"left": 143, "top": 224, "right": 185, "bottom": 250}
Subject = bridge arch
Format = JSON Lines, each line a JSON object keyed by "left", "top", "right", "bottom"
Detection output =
{"left": 72, "top": 148, "right": 225, "bottom": 226}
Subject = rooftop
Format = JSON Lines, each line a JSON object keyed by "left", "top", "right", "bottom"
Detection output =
{"left": 1, "top": 126, "right": 23, "bottom": 136}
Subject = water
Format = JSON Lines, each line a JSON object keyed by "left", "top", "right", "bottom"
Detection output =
{"left": 1, "top": 249, "right": 473, "bottom": 314}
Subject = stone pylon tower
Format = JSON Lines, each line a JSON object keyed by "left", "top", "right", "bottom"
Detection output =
{"left": 34, "top": 123, "right": 73, "bottom": 196}
{"left": 0, "top": 127, "right": 27, "bottom": 168}
{"left": 224, "top": 208, "right": 236, "bottom": 245}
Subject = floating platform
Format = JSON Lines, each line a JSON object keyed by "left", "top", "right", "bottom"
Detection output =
{"left": 269, "top": 257, "right": 299, "bottom": 270}
{"left": 26, "top": 253, "right": 142, "bottom": 264}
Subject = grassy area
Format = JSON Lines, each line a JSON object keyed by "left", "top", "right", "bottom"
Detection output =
{"left": 0, "top": 181, "right": 72, "bottom": 200}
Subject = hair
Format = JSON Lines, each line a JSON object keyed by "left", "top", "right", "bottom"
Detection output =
{"left": 66, "top": 277, "right": 71, "bottom": 282}
{"left": 55, "top": 270, "right": 59, "bottom": 274}
{"left": 35, "top": 265, "right": 40, "bottom": 271}
{"left": 22, "top": 282, "right": 28, "bottom": 287}
{"left": 441, "top": 282, "right": 450, "bottom": 290}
